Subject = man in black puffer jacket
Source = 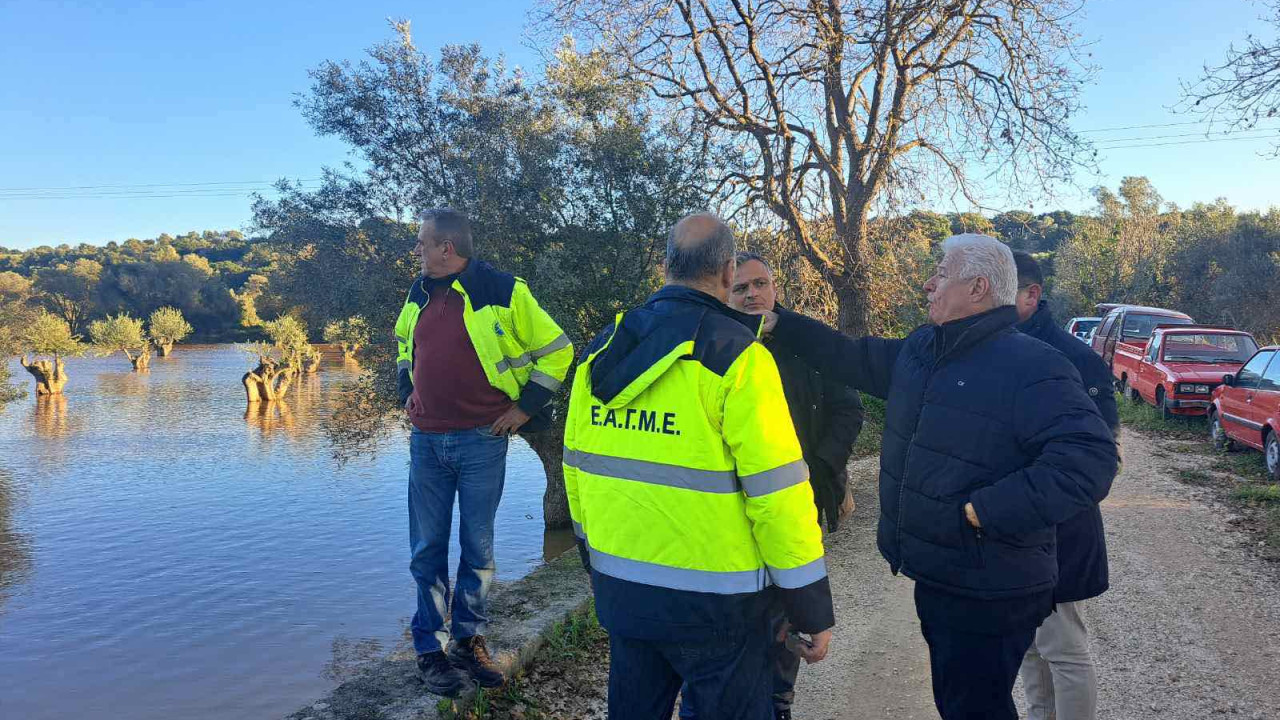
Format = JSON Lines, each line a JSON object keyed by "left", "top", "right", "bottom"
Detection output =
{"left": 762, "top": 235, "right": 1118, "bottom": 720}
{"left": 1013, "top": 252, "right": 1118, "bottom": 720}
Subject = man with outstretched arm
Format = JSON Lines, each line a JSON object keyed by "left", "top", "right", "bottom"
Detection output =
{"left": 564, "top": 213, "right": 835, "bottom": 719}
{"left": 760, "top": 234, "right": 1118, "bottom": 720}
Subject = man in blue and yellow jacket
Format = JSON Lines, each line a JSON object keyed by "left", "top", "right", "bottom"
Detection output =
{"left": 563, "top": 213, "right": 835, "bottom": 719}
{"left": 395, "top": 208, "right": 572, "bottom": 697}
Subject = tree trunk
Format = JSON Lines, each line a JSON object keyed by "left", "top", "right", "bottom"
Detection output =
{"left": 522, "top": 426, "right": 571, "bottom": 530}
{"left": 274, "top": 365, "right": 298, "bottom": 396}
{"left": 834, "top": 223, "right": 876, "bottom": 338}
{"left": 20, "top": 356, "right": 67, "bottom": 395}
{"left": 130, "top": 347, "right": 151, "bottom": 371}
{"left": 244, "top": 358, "right": 289, "bottom": 402}
{"left": 306, "top": 353, "right": 321, "bottom": 374}
{"left": 157, "top": 341, "right": 174, "bottom": 357}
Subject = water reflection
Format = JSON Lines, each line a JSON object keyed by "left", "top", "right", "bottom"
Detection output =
{"left": 244, "top": 401, "right": 297, "bottom": 437}
{"left": 96, "top": 370, "right": 151, "bottom": 397}
{"left": 33, "top": 394, "right": 71, "bottom": 438}
{"left": 543, "top": 528, "right": 577, "bottom": 563}
{"left": 0, "top": 468, "right": 33, "bottom": 606}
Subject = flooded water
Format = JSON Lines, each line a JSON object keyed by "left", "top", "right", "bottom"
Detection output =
{"left": 0, "top": 346, "right": 557, "bottom": 720}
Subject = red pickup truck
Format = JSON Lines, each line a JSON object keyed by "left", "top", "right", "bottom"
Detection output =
{"left": 1209, "top": 346, "right": 1280, "bottom": 481}
{"left": 1114, "top": 326, "right": 1259, "bottom": 418}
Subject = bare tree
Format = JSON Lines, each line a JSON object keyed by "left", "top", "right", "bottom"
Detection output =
{"left": 544, "top": 0, "right": 1094, "bottom": 334}
{"left": 1181, "top": 0, "right": 1280, "bottom": 150}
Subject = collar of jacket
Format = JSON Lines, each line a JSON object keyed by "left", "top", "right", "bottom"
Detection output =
{"left": 930, "top": 304, "right": 1019, "bottom": 363}
{"left": 646, "top": 285, "right": 765, "bottom": 335}
{"left": 1015, "top": 300, "right": 1055, "bottom": 337}
{"left": 418, "top": 258, "right": 494, "bottom": 297}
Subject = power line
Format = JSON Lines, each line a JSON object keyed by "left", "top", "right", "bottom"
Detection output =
{"left": 1098, "top": 135, "right": 1280, "bottom": 150}
{"left": 1091, "top": 128, "right": 1280, "bottom": 146}
{"left": 0, "top": 178, "right": 325, "bottom": 192}
{"left": 1076, "top": 119, "right": 1277, "bottom": 134}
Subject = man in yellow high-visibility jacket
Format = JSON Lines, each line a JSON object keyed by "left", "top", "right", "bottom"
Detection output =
{"left": 395, "top": 208, "right": 572, "bottom": 697}
{"left": 564, "top": 213, "right": 835, "bottom": 719}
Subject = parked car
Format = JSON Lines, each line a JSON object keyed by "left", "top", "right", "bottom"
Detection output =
{"left": 1115, "top": 326, "right": 1259, "bottom": 418}
{"left": 1064, "top": 316, "right": 1102, "bottom": 343}
{"left": 1091, "top": 304, "right": 1194, "bottom": 371}
{"left": 1209, "top": 346, "right": 1280, "bottom": 481}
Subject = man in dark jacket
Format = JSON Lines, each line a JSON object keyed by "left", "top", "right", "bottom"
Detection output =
{"left": 1013, "top": 252, "right": 1118, "bottom": 720}
{"left": 720, "top": 252, "right": 863, "bottom": 719}
{"left": 761, "top": 234, "right": 1119, "bottom": 720}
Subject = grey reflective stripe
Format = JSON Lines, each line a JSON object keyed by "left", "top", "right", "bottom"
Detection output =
{"left": 740, "top": 459, "right": 809, "bottom": 497}
{"left": 588, "top": 545, "right": 767, "bottom": 594}
{"left": 495, "top": 353, "right": 532, "bottom": 374}
{"left": 528, "top": 369, "right": 562, "bottom": 392}
{"left": 572, "top": 520, "right": 585, "bottom": 539}
{"left": 396, "top": 359, "right": 411, "bottom": 372}
{"left": 767, "top": 557, "right": 827, "bottom": 589}
{"left": 563, "top": 449, "right": 739, "bottom": 494}
{"left": 529, "top": 333, "right": 571, "bottom": 359}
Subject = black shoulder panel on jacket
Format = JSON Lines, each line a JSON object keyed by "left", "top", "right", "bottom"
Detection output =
{"left": 690, "top": 311, "right": 759, "bottom": 376}
{"left": 459, "top": 259, "right": 517, "bottom": 311}
{"left": 407, "top": 277, "right": 429, "bottom": 307}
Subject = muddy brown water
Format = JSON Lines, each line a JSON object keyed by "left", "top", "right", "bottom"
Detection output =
{"left": 0, "top": 346, "right": 559, "bottom": 720}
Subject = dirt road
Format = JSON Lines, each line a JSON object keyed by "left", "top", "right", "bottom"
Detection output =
{"left": 792, "top": 428, "right": 1280, "bottom": 720}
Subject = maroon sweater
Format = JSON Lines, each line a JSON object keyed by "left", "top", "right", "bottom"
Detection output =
{"left": 408, "top": 277, "right": 512, "bottom": 432}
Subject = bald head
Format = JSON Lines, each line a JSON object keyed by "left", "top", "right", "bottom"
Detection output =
{"left": 666, "top": 213, "right": 735, "bottom": 283}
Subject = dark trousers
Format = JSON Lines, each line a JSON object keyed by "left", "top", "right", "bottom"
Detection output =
{"left": 919, "top": 621, "right": 1037, "bottom": 720}
{"left": 678, "top": 615, "right": 799, "bottom": 717}
{"left": 608, "top": 625, "right": 774, "bottom": 720}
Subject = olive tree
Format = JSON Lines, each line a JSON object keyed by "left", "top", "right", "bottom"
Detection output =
{"left": 324, "top": 316, "right": 372, "bottom": 363}
{"left": 18, "top": 310, "right": 84, "bottom": 395}
{"left": 544, "top": 0, "right": 1095, "bottom": 336}
{"left": 88, "top": 313, "right": 152, "bottom": 371}
{"left": 148, "top": 306, "right": 193, "bottom": 357}
{"left": 242, "top": 316, "right": 314, "bottom": 402}
{"left": 255, "top": 26, "right": 706, "bottom": 528}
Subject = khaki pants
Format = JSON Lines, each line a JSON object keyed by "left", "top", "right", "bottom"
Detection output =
{"left": 1021, "top": 601, "right": 1098, "bottom": 720}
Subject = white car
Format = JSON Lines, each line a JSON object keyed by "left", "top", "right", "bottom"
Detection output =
{"left": 1064, "top": 316, "right": 1101, "bottom": 344}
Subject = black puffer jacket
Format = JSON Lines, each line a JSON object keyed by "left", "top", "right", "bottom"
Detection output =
{"left": 772, "top": 305, "right": 1119, "bottom": 599}
{"left": 764, "top": 308, "right": 864, "bottom": 531}
{"left": 1018, "top": 301, "right": 1118, "bottom": 603}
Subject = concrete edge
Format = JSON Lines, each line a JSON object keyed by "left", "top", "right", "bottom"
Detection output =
{"left": 287, "top": 551, "right": 593, "bottom": 720}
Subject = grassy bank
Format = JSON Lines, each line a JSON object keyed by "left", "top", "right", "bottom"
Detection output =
{"left": 1117, "top": 395, "right": 1279, "bottom": 560}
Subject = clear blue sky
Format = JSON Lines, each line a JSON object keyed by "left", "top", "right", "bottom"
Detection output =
{"left": 1, "top": 0, "right": 1277, "bottom": 249}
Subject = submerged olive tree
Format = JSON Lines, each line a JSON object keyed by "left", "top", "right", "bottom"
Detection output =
{"left": 19, "top": 311, "right": 84, "bottom": 395}
{"left": 148, "top": 307, "right": 193, "bottom": 357}
{"left": 242, "top": 316, "right": 315, "bottom": 402}
{"left": 89, "top": 314, "right": 152, "bottom": 371}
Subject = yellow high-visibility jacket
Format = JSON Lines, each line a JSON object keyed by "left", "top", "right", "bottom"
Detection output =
{"left": 394, "top": 259, "right": 572, "bottom": 419}
{"left": 564, "top": 285, "right": 834, "bottom": 637}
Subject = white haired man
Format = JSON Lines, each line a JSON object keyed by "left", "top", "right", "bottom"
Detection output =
{"left": 761, "top": 234, "right": 1118, "bottom": 719}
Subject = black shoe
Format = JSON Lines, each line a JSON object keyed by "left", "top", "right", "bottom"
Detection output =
{"left": 775, "top": 710, "right": 792, "bottom": 720}
{"left": 416, "top": 651, "right": 471, "bottom": 698}
{"left": 449, "top": 635, "right": 505, "bottom": 688}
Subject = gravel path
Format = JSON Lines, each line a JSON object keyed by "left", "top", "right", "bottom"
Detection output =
{"left": 792, "top": 429, "right": 1280, "bottom": 720}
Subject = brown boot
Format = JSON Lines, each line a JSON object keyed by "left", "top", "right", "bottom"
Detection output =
{"left": 449, "top": 635, "right": 505, "bottom": 688}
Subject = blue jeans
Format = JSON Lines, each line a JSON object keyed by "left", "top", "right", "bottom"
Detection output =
{"left": 608, "top": 624, "right": 774, "bottom": 720}
{"left": 409, "top": 426, "right": 508, "bottom": 655}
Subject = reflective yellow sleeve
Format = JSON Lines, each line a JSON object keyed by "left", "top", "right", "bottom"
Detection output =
{"left": 510, "top": 281, "right": 574, "bottom": 412}
{"left": 721, "top": 343, "right": 826, "bottom": 583}
{"left": 393, "top": 295, "right": 415, "bottom": 372}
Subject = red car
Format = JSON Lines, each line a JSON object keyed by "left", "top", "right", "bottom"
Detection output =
{"left": 1118, "top": 327, "right": 1259, "bottom": 418}
{"left": 1209, "top": 346, "right": 1280, "bottom": 481}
